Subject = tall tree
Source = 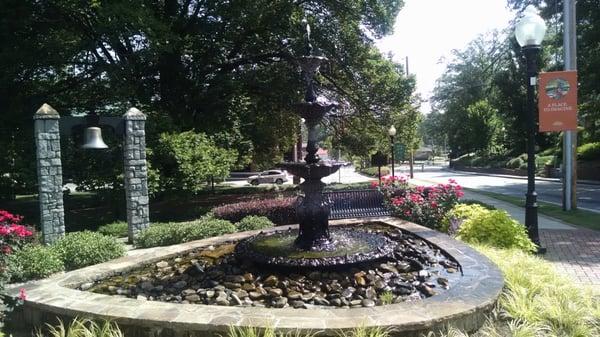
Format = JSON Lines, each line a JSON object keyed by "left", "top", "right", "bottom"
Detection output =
{"left": 0, "top": 0, "right": 415, "bottom": 195}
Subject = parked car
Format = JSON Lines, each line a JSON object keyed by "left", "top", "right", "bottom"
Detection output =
{"left": 247, "top": 170, "right": 288, "bottom": 185}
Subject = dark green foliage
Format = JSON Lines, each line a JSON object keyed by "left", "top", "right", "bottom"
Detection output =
{"left": 236, "top": 216, "right": 274, "bottom": 232}
{"left": 153, "top": 131, "right": 237, "bottom": 193}
{"left": 506, "top": 157, "right": 525, "bottom": 169}
{"left": 53, "top": 231, "right": 126, "bottom": 270}
{"left": 212, "top": 197, "right": 297, "bottom": 225}
{"left": 577, "top": 142, "right": 600, "bottom": 160}
{"left": 135, "top": 218, "right": 236, "bottom": 248}
{"left": 8, "top": 244, "right": 64, "bottom": 282}
{"left": 0, "top": 0, "right": 414, "bottom": 196}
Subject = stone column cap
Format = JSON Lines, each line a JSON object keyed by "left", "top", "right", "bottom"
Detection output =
{"left": 123, "top": 107, "right": 146, "bottom": 120}
{"left": 34, "top": 103, "right": 60, "bottom": 119}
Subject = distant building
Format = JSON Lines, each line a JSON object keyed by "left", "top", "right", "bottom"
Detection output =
{"left": 414, "top": 147, "right": 433, "bottom": 160}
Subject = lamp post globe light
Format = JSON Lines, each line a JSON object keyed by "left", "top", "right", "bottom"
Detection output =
{"left": 388, "top": 125, "right": 397, "bottom": 178}
{"left": 515, "top": 5, "right": 547, "bottom": 253}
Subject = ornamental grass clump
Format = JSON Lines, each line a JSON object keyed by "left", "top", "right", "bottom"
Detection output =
{"left": 375, "top": 177, "right": 463, "bottom": 231}
{"left": 97, "top": 221, "right": 128, "bottom": 238}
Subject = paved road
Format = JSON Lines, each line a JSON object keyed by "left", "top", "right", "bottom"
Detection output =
{"left": 226, "top": 164, "right": 600, "bottom": 212}
{"left": 403, "top": 165, "right": 600, "bottom": 212}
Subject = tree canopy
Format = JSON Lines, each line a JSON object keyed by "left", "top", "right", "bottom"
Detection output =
{"left": 0, "top": 0, "right": 418, "bottom": 195}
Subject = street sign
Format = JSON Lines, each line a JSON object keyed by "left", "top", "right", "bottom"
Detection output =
{"left": 538, "top": 70, "right": 578, "bottom": 132}
{"left": 394, "top": 143, "right": 405, "bottom": 160}
{"left": 371, "top": 151, "right": 388, "bottom": 167}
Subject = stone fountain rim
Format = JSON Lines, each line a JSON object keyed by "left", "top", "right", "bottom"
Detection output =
{"left": 7, "top": 217, "right": 504, "bottom": 335}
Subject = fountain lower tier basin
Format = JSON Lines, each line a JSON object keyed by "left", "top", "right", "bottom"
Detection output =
{"left": 234, "top": 227, "right": 397, "bottom": 268}
{"left": 6, "top": 218, "right": 504, "bottom": 337}
{"left": 279, "top": 162, "right": 341, "bottom": 180}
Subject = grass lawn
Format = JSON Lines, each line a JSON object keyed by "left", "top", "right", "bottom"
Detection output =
{"left": 466, "top": 188, "right": 600, "bottom": 231}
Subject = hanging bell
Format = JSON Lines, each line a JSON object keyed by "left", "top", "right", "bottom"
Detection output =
{"left": 81, "top": 126, "right": 109, "bottom": 149}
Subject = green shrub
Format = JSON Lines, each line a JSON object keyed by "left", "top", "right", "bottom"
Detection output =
{"left": 469, "top": 155, "right": 484, "bottom": 167}
{"left": 98, "top": 221, "right": 128, "bottom": 238}
{"left": 53, "top": 231, "right": 126, "bottom": 270}
{"left": 458, "top": 199, "right": 496, "bottom": 210}
{"left": 358, "top": 166, "right": 390, "bottom": 177}
{"left": 449, "top": 204, "right": 536, "bottom": 252}
{"left": 577, "top": 142, "right": 600, "bottom": 160}
{"left": 506, "top": 157, "right": 524, "bottom": 169}
{"left": 236, "top": 216, "right": 274, "bottom": 232}
{"left": 8, "top": 245, "right": 64, "bottom": 282}
{"left": 135, "top": 218, "right": 236, "bottom": 248}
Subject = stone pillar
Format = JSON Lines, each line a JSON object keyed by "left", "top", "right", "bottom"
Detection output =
{"left": 123, "top": 108, "right": 150, "bottom": 242}
{"left": 34, "top": 104, "right": 65, "bottom": 244}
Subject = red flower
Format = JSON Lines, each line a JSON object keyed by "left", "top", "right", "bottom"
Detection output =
{"left": 18, "top": 288, "right": 27, "bottom": 301}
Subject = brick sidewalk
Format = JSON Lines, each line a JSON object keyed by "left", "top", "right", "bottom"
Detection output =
{"left": 540, "top": 228, "right": 600, "bottom": 287}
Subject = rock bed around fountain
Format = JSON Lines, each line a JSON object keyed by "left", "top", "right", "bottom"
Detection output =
{"left": 85, "top": 223, "right": 461, "bottom": 309}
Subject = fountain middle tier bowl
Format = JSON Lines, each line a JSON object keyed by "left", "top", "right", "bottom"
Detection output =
{"left": 279, "top": 162, "right": 341, "bottom": 180}
{"left": 234, "top": 227, "right": 397, "bottom": 268}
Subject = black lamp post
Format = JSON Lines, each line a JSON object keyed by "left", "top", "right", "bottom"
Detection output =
{"left": 388, "top": 125, "right": 397, "bottom": 177}
{"left": 515, "top": 5, "right": 547, "bottom": 253}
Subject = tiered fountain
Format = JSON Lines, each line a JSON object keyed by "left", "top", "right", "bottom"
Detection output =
{"left": 234, "top": 22, "right": 396, "bottom": 268}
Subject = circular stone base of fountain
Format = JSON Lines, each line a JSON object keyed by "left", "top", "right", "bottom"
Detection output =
{"left": 234, "top": 227, "right": 397, "bottom": 268}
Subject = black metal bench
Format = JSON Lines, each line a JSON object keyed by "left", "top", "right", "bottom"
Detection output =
{"left": 325, "top": 189, "right": 390, "bottom": 220}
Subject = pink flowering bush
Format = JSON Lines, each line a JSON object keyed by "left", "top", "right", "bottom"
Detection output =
{"left": 0, "top": 210, "right": 34, "bottom": 322}
{"left": 373, "top": 177, "right": 464, "bottom": 231}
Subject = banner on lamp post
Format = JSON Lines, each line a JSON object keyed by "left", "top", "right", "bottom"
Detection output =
{"left": 538, "top": 70, "right": 578, "bottom": 132}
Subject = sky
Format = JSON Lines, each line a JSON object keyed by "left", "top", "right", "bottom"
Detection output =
{"left": 376, "top": 0, "right": 516, "bottom": 114}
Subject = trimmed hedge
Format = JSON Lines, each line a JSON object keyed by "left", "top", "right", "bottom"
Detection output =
{"left": 212, "top": 197, "right": 297, "bottom": 225}
{"left": 236, "top": 216, "right": 274, "bottom": 232}
{"left": 8, "top": 244, "right": 64, "bottom": 282}
{"left": 53, "top": 231, "right": 126, "bottom": 270}
{"left": 135, "top": 218, "right": 236, "bottom": 248}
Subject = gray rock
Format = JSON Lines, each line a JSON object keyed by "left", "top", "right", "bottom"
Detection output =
{"left": 308, "top": 271, "right": 321, "bottom": 280}
{"left": 226, "top": 275, "right": 246, "bottom": 283}
{"left": 273, "top": 297, "right": 288, "bottom": 308}
{"left": 313, "top": 296, "right": 330, "bottom": 306}
{"left": 140, "top": 282, "right": 153, "bottom": 290}
{"left": 156, "top": 261, "right": 169, "bottom": 269}
{"left": 230, "top": 294, "right": 243, "bottom": 306}
{"left": 361, "top": 299, "right": 375, "bottom": 307}
{"left": 136, "top": 295, "right": 147, "bottom": 301}
{"left": 263, "top": 275, "right": 278, "bottom": 287}
{"left": 174, "top": 281, "right": 187, "bottom": 289}
{"left": 365, "top": 287, "right": 377, "bottom": 300}
{"left": 287, "top": 291, "right": 302, "bottom": 300}
{"left": 182, "top": 289, "right": 196, "bottom": 296}
{"left": 206, "top": 290, "right": 215, "bottom": 298}
{"left": 80, "top": 282, "right": 93, "bottom": 291}
{"left": 185, "top": 294, "right": 201, "bottom": 302}
{"left": 291, "top": 300, "right": 306, "bottom": 309}
{"left": 268, "top": 288, "right": 283, "bottom": 297}
{"left": 249, "top": 291, "right": 263, "bottom": 300}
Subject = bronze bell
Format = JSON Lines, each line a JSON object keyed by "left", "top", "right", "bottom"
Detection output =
{"left": 81, "top": 126, "right": 108, "bottom": 149}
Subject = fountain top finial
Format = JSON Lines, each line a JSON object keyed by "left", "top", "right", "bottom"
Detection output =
{"left": 302, "top": 18, "right": 313, "bottom": 56}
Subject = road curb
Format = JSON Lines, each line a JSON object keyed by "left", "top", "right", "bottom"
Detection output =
{"left": 446, "top": 168, "right": 600, "bottom": 186}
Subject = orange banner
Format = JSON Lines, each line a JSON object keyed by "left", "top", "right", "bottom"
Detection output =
{"left": 538, "top": 71, "right": 578, "bottom": 132}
